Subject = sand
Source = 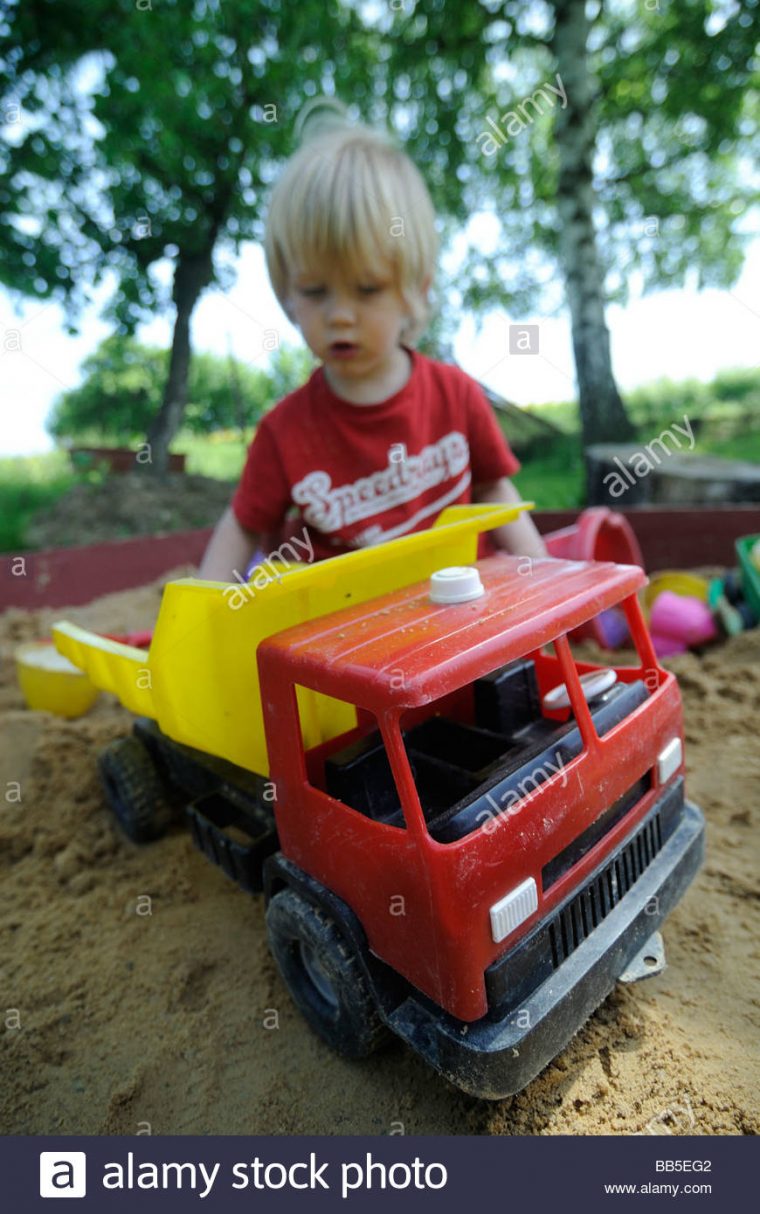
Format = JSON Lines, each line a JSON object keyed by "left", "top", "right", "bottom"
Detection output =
{"left": 1, "top": 573, "right": 758, "bottom": 1136}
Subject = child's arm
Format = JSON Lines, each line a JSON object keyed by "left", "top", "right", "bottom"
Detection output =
{"left": 473, "top": 477, "right": 548, "bottom": 559}
{"left": 198, "top": 506, "right": 262, "bottom": 581}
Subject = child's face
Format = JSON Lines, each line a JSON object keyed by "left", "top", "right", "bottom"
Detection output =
{"left": 286, "top": 264, "right": 415, "bottom": 399}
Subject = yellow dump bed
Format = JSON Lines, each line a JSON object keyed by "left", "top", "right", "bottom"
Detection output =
{"left": 53, "top": 504, "right": 529, "bottom": 774}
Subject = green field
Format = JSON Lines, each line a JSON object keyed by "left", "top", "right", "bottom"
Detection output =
{"left": 511, "top": 433, "right": 584, "bottom": 510}
{"left": 181, "top": 431, "right": 252, "bottom": 480}
{"left": 0, "top": 452, "right": 77, "bottom": 552}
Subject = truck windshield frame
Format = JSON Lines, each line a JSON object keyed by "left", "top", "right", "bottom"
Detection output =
{"left": 379, "top": 592, "right": 660, "bottom": 841}
{"left": 290, "top": 591, "right": 663, "bottom": 841}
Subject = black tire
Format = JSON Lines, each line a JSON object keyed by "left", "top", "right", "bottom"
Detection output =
{"left": 98, "top": 734, "right": 175, "bottom": 844}
{"left": 266, "top": 888, "right": 390, "bottom": 1059}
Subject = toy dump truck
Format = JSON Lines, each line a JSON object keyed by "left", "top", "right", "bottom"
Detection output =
{"left": 53, "top": 505, "right": 704, "bottom": 1099}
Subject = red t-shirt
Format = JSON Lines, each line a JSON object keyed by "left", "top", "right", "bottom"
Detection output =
{"left": 232, "top": 349, "right": 520, "bottom": 561}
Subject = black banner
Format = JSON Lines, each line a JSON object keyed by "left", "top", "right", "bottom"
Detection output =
{"left": 3, "top": 1134, "right": 755, "bottom": 1212}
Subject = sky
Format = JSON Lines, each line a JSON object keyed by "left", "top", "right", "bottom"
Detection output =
{"left": 1, "top": 234, "right": 759, "bottom": 458}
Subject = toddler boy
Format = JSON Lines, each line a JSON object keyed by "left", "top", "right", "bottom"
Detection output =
{"left": 199, "top": 108, "right": 546, "bottom": 580}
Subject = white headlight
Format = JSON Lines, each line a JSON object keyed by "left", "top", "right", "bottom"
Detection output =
{"left": 657, "top": 737, "right": 682, "bottom": 784}
{"left": 490, "top": 877, "right": 538, "bottom": 943}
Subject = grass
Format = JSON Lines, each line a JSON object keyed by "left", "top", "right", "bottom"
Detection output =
{"left": 179, "top": 431, "right": 250, "bottom": 480}
{"left": 0, "top": 453, "right": 76, "bottom": 552}
{"left": 511, "top": 434, "right": 585, "bottom": 510}
{"left": 692, "top": 430, "right": 760, "bottom": 464}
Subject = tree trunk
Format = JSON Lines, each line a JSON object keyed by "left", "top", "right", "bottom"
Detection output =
{"left": 551, "top": 0, "right": 635, "bottom": 459}
{"left": 145, "top": 246, "right": 215, "bottom": 476}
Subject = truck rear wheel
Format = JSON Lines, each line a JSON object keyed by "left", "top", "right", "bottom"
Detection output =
{"left": 98, "top": 735, "right": 174, "bottom": 844}
{"left": 266, "top": 888, "right": 389, "bottom": 1059}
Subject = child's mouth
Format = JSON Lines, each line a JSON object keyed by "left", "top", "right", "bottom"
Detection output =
{"left": 329, "top": 342, "right": 359, "bottom": 359}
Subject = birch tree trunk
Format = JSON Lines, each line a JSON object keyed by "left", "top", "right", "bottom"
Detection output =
{"left": 551, "top": 0, "right": 635, "bottom": 451}
{"left": 145, "top": 246, "right": 215, "bottom": 476}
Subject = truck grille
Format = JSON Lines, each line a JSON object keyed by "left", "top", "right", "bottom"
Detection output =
{"left": 484, "top": 779, "right": 685, "bottom": 1016}
{"left": 548, "top": 810, "right": 663, "bottom": 968}
{"left": 542, "top": 775, "right": 650, "bottom": 890}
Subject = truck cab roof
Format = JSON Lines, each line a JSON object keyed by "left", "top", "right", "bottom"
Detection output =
{"left": 260, "top": 555, "right": 646, "bottom": 711}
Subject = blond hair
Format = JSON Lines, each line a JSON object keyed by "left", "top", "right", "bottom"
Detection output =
{"left": 264, "top": 102, "right": 438, "bottom": 344}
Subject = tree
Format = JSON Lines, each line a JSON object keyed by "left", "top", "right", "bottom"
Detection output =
{"left": 48, "top": 336, "right": 169, "bottom": 442}
{"left": 1, "top": 0, "right": 380, "bottom": 472}
{"left": 0, "top": 0, "right": 104, "bottom": 317}
{"left": 47, "top": 334, "right": 313, "bottom": 444}
{"left": 551, "top": 0, "right": 634, "bottom": 442}
{"left": 384, "top": 0, "right": 759, "bottom": 453}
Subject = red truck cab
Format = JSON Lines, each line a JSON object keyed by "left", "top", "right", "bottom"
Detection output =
{"left": 258, "top": 554, "right": 703, "bottom": 1096}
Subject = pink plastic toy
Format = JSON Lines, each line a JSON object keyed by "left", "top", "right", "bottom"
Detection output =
{"left": 649, "top": 591, "right": 718, "bottom": 655}
{"left": 650, "top": 631, "right": 689, "bottom": 658}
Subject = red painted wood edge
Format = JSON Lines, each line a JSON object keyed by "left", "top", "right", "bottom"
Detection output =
{"left": 1, "top": 528, "right": 212, "bottom": 611}
{"left": 1, "top": 507, "right": 758, "bottom": 611}
{"left": 535, "top": 506, "right": 760, "bottom": 573}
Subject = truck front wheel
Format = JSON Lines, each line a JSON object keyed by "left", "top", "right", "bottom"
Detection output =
{"left": 98, "top": 735, "right": 175, "bottom": 844}
{"left": 266, "top": 888, "right": 389, "bottom": 1059}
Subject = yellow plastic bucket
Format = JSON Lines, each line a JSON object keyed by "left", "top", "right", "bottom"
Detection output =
{"left": 643, "top": 571, "right": 710, "bottom": 618}
{"left": 15, "top": 642, "right": 100, "bottom": 718}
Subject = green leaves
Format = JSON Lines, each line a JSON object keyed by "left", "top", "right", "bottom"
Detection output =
{"left": 383, "top": 0, "right": 758, "bottom": 313}
{"left": 47, "top": 334, "right": 315, "bottom": 443}
{"left": 1, "top": 0, "right": 381, "bottom": 326}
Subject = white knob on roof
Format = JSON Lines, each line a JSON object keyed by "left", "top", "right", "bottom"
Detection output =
{"left": 429, "top": 566, "right": 485, "bottom": 604}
